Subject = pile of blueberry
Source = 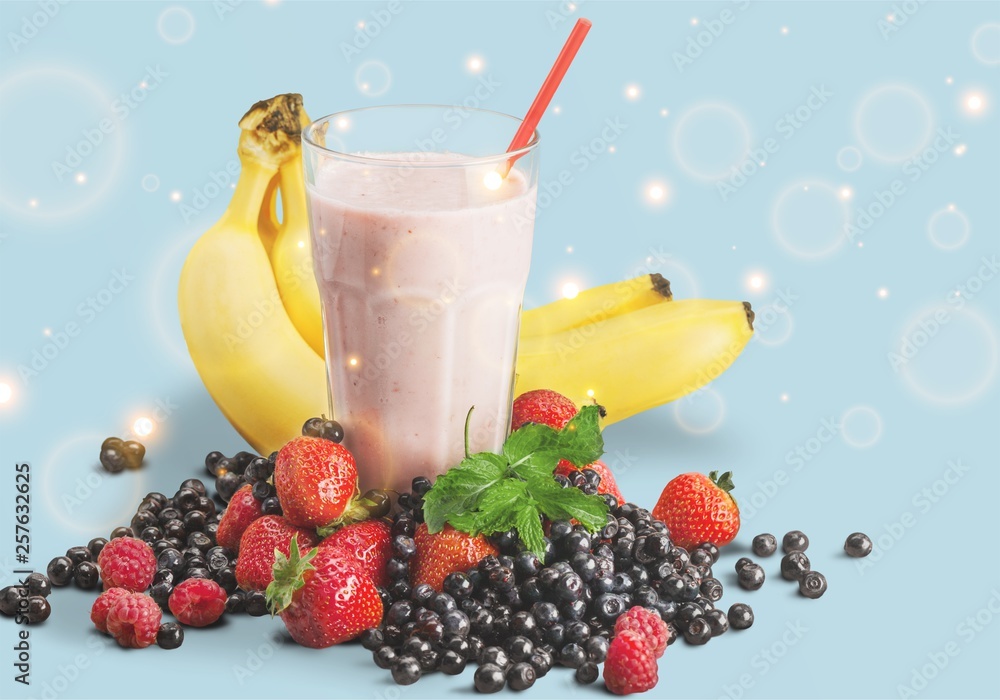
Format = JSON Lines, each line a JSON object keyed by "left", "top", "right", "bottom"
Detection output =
{"left": 206, "top": 449, "right": 280, "bottom": 507}
{"left": 364, "top": 471, "right": 756, "bottom": 692}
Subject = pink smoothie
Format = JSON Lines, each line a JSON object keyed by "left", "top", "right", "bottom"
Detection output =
{"left": 307, "top": 152, "right": 537, "bottom": 494}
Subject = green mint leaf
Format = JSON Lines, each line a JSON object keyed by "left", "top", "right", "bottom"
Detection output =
{"left": 528, "top": 479, "right": 609, "bottom": 532}
{"left": 503, "top": 422, "right": 560, "bottom": 464}
{"left": 553, "top": 405, "right": 605, "bottom": 467}
{"left": 423, "top": 454, "right": 506, "bottom": 533}
{"left": 462, "top": 479, "right": 528, "bottom": 536}
{"left": 509, "top": 451, "right": 559, "bottom": 483}
{"left": 515, "top": 508, "right": 547, "bottom": 558}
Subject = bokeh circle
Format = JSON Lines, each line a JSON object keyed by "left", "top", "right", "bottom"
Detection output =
{"left": 927, "top": 207, "right": 970, "bottom": 250}
{"left": 158, "top": 7, "right": 196, "bottom": 44}
{"left": 971, "top": 23, "right": 1000, "bottom": 65}
{"left": 141, "top": 174, "right": 160, "bottom": 193}
{"left": 772, "top": 181, "right": 849, "bottom": 259}
{"left": 840, "top": 406, "right": 883, "bottom": 449}
{"left": 854, "top": 85, "right": 934, "bottom": 162}
{"left": 753, "top": 303, "right": 795, "bottom": 347}
{"left": 355, "top": 61, "right": 392, "bottom": 97}
{"left": 671, "top": 103, "right": 752, "bottom": 181}
{"left": 673, "top": 388, "right": 726, "bottom": 435}
{"left": 836, "top": 146, "right": 864, "bottom": 172}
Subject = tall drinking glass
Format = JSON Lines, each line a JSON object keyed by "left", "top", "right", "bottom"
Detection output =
{"left": 302, "top": 105, "right": 539, "bottom": 495}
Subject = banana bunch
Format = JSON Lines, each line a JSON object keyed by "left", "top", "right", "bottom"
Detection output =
{"left": 178, "top": 95, "right": 754, "bottom": 456}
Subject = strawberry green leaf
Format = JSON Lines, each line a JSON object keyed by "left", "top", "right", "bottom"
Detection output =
{"left": 423, "top": 454, "right": 507, "bottom": 533}
{"left": 709, "top": 470, "right": 735, "bottom": 493}
{"left": 515, "top": 508, "right": 547, "bottom": 558}
{"left": 265, "top": 537, "right": 316, "bottom": 615}
{"left": 552, "top": 405, "right": 605, "bottom": 467}
{"left": 528, "top": 479, "right": 609, "bottom": 532}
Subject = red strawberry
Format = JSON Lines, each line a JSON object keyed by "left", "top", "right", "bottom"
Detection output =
{"left": 274, "top": 436, "right": 359, "bottom": 529}
{"left": 651, "top": 471, "right": 740, "bottom": 550}
{"left": 217, "top": 484, "right": 263, "bottom": 552}
{"left": 319, "top": 519, "right": 392, "bottom": 589}
{"left": 267, "top": 539, "right": 383, "bottom": 648}
{"left": 168, "top": 578, "right": 227, "bottom": 627}
{"left": 615, "top": 607, "right": 669, "bottom": 658}
{"left": 106, "top": 592, "right": 161, "bottom": 649}
{"left": 235, "top": 515, "right": 319, "bottom": 591}
{"left": 97, "top": 536, "right": 156, "bottom": 592}
{"left": 555, "top": 458, "right": 624, "bottom": 502}
{"left": 90, "top": 587, "right": 132, "bottom": 633}
{"left": 511, "top": 389, "right": 578, "bottom": 431}
{"left": 411, "top": 523, "right": 498, "bottom": 591}
{"left": 604, "top": 629, "right": 658, "bottom": 694}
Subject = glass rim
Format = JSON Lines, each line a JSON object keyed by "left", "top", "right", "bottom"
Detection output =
{"left": 302, "top": 104, "right": 540, "bottom": 168}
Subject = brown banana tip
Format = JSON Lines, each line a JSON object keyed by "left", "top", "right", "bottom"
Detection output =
{"left": 742, "top": 301, "right": 755, "bottom": 330}
{"left": 650, "top": 273, "right": 672, "bottom": 300}
{"left": 239, "top": 93, "right": 304, "bottom": 137}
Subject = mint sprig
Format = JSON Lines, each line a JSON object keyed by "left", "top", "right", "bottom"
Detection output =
{"left": 422, "top": 405, "right": 609, "bottom": 557}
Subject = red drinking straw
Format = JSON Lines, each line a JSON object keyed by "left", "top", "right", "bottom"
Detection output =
{"left": 501, "top": 18, "right": 592, "bottom": 175}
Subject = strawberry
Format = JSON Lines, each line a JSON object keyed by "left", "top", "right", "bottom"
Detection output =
{"left": 319, "top": 519, "right": 392, "bottom": 589}
{"left": 511, "top": 389, "right": 578, "bottom": 431}
{"left": 274, "top": 436, "right": 359, "bottom": 529}
{"left": 235, "top": 515, "right": 319, "bottom": 591}
{"left": 651, "top": 471, "right": 740, "bottom": 550}
{"left": 267, "top": 539, "right": 383, "bottom": 648}
{"left": 555, "top": 458, "right": 624, "bottom": 502}
{"left": 410, "top": 523, "right": 498, "bottom": 591}
{"left": 216, "top": 484, "right": 263, "bottom": 551}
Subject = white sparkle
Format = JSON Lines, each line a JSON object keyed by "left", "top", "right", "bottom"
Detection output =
{"left": 781, "top": 26, "right": 789, "bottom": 34}
{"left": 690, "top": 17, "right": 699, "bottom": 25}
{"left": 562, "top": 283, "right": 580, "bottom": 300}
{"left": 348, "top": 357, "right": 359, "bottom": 367}
{"left": 877, "top": 288, "right": 889, "bottom": 299}
{"left": 954, "top": 144, "right": 967, "bottom": 156}
{"left": 625, "top": 84, "right": 641, "bottom": 101}
{"left": 28, "top": 199, "right": 38, "bottom": 208}
{"left": 483, "top": 171, "right": 503, "bottom": 191}
{"left": 780, "top": 393, "right": 789, "bottom": 402}
{"left": 297, "top": 240, "right": 305, "bottom": 248}
{"left": 43, "top": 328, "right": 51, "bottom": 336}
{"left": 965, "top": 93, "right": 984, "bottom": 112}
{"left": 608, "top": 145, "right": 616, "bottom": 153}
{"left": 170, "top": 191, "right": 182, "bottom": 202}
{"left": 749, "top": 274, "right": 764, "bottom": 290}
{"left": 133, "top": 417, "right": 154, "bottom": 437}
{"left": 566, "top": 246, "right": 574, "bottom": 254}
{"left": 357, "top": 20, "right": 365, "bottom": 28}
{"left": 467, "top": 56, "right": 484, "bottom": 73}
{"left": 945, "top": 76, "right": 954, "bottom": 85}
{"left": 552, "top": 105, "right": 561, "bottom": 115}
{"left": 75, "top": 173, "right": 87, "bottom": 184}
{"left": 659, "top": 108, "right": 669, "bottom": 117}
{"left": 840, "top": 187, "right": 853, "bottom": 200}
{"left": 0, "top": 383, "right": 12, "bottom": 404}
{"left": 336, "top": 117, "right": 350, "bottom": 130}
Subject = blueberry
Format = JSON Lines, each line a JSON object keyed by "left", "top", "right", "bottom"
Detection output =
{"left": 87, "top": 537, "right": 108, "bottom": 558}
{"left": 555, "top": 572, "right": 584, "bottom": 601}
{"left": 507, "top": 662, "right": 536, "bottom": 691}
{"left": 780, "top": 551, "right": 811, "bottom": 581}
{"left": 734, "top": 557, "right": 753, "bottom": 573}
{"left": 677, "top": 602, "right": 704, "bottom": 624}
{"left": 704, "top": 609, "right": 729, "bottom": 636}
{"left": 431, "top": 592, "right": 457, "bottom": 615}
{"left": 410, "top": 583, "right": 435, "bottom": 606}
{"left": 728, "top": 603, "right": 754, "bottom": 630}
{"left": 575, "top": 661, "right": 599, "bottom": 684}
{"left": 245, "top": 591, "right": 268, "bottom": 616}
{"left": 799, "top": 571, "right": 828, "bottom": 599}
{"left": 46, "top": 557, "right": 74, "bottom": 587}
{"left": 683, "top": 617, "right": 712, "bottom": 645}
{"left": 752, "top": 533, "right": 778, "bottom": 557}
{"left": 73, "top": 561, "right": 99, "bottom": 589}
{"left": 149, "top": 581, "right": 173, "bottom": 610}
{"left": 559, "top": 642, "right": 586, "bottom": 669}
{"left": 700, "top": 577, "right": 723, "bottom": 602}
{"left": 782, "top": 530, "right": 809, "bottom": 553}
{"left": 530, "top": 601, "right": 559, "bottom": 628}
{"left": 479, "top": 646, "right": 509, "bottom": 668}
{"left": 439, "top": 650, "right": 465, "bottom": 675}
{"left": 844, "top": 532, "right": 872, "bottom": 558}
{"left": 594, "top": 593, "right": 626, "bottom": 625}
{"left": 157, "top": 622, "right": 184, "bottom": 649}
{"left": 225, "top": 592, "right": 245, "bottom": 614}
{"left": 360, "top": 628, "right": 383, "bottom": 651}
{"left": 688, "top": 547, "right": 713, "bottom": 567}
{"left": 391, "top": 656, "right": 421, "bottom": 686}
{"left": 373, "top": 645, "right": 396, "bottom": 669}
{"left": 441, "top": 610, "right": 471, "bottom": 638}
{"left": 585, "top": 635, "right": 609, "bottom": 663}
{"left": 474, "top": 663, "right": 506, "bottom": 693}
{"left": 392, "top": 536, "right": 416, "bottom": 560}
{"left": 65, "top": 546, "right": 92, "bottom": 566}
{"left": 737, "top": 564, "right": 765, "bottom": 591}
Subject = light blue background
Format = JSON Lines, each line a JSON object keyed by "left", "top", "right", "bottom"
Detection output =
{"left": 1, "top": 2, "right": 999, "bottom": 699}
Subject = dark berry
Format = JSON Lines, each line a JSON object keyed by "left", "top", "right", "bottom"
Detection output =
{"left": 728, "top": 603, "right": 754, "bottom": 630}
{"left": 479, "top": 646, "right": 509, "bottom": 667}
{"left": 780, "top": 551, "right": 811, "bottom": 581}
{"left": 704, "top": 609, "right": 729, "bottom": 636}
{"left": 391, "top": 655, "right": 421, "bottom": 686}
{"left": 752, "top": 533, "right": 778, "bottom": 557}
{"left": 411, "top": 476, "right": 432, "bottom": 496}
{"left": 215, "top": 472, "right": 243, "bottom": 502}
{"left": 46, "top": 556, "right": 73, "bottom": 587}
{"left": 27, "top": 596, "right": 51, "bottom": 623}
{"left": 65, "top": 546, "right": 91, "bottom": 566}
{"left": 225, "top": 592, "right": 245, "bottom": 614}
{"left": 302, "top": 417, "right": 323, "bottom": 437}
{"left": 109, "top": 526, "right": 133, "bottom": 539}
{"left": 87, "top": 537, "right": 108, "bottom": 558}
{"left": 585, "top": 635, "right": 609, "bottom": 663}
{"left": 559, "top": 642, "right": 586, "bottom": 668}
{"left": 505, "top": 635, "right": 533, "bottom": 662}
{"left": 799, "top": 571, "right": 828, "bottom": 599}
{"left": 782, "top": 530, "right": 809, "bottom": 553}
{"left": 149, "top": 581, "right": 173, "bottom": 610}
{"left": 373, "top": 645, "right": 396, "bottom": 669}
{"left": 734, "top": 557, "right": 753, "bottom": 573}
{"left": 844, "top": 532, "right": 873, "bottom": 558}
{"left": 157, "top": 622, "right": 184, "bottom": 649}
{"left": 474, "top": 663, "right": 506, "bottom": 693}
{"left": 245, "top": 591, "right": 268, "bottom": 616}
{"left": 683, "top": 617, "right": 712, "bottom": 645}
{"left": 261, "top": 496, "right": 282, "bottom": 516}
{"left": 594, "top": 593, "right": 626, "bottom": 626}
{"left": 204, "top": 450, "right": 225, "bottom": 474}
{"left": 73, "top": 561, "right": 99, "bottom": 589}
{"left": 0, "top": 586, "right": 24, "bottom": 616}
{"left": 575, "top": 661, "right": 599, "bottom": 684}
{"left": 700, "top": 577, "right": 723, "bottom": 602}
{"left": 738, "top": 564, "right": 765, "bottom": 591}
{"left": 507, "top": 662, "right": 536, "bottom": 691}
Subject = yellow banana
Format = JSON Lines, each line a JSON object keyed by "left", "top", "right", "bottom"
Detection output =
{"left": 256, "top": 175, "right": 280, "bottom": 256}
{"left": 519, "top": 273, "right": 671, "bottom": 337}
{"left": 269, "top": 157, "right": 326, "bottom": 356}
{"left": 514, "top": 299, "right": 755, "bottom": 424}
{"left": 178, "top": 94, "right": 327, "bottom": 455}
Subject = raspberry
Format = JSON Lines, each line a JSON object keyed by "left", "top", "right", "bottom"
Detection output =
{"left": 168, "top": 578, "right": 227, "bottom": 627}
{"left": 97, "top": 537, "right": 156, "bottom": 592}
{"left": 90, "top": 588, "right": 131, "bottom": 633}
{"left": 106, "top": 593, "right": 161, "bottom": 648}
{"left": 216, "top": 484, "right": 263, "bottom": 551}
{"left": 614, "top": 606, "right": 669, "bottom": 658}
{"left": 603, "top": 630, "right": 658, "bottom": 695}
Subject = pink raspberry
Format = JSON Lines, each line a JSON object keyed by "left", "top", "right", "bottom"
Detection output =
{"left": 615, "top": 606, "right": 669, "bottom": 658}
{"left": 168, "top": 578, "right": 227, "bottom": 627}
{"left": 97, "top": 537, "right": 156, "bottom": 592}
{"left": 90, "top": 588, "right": 132, "bottom": 633}
{"left": 604, "top": 630, "right": 658, "bottom": 695}
{"left": 106, "top": 593, "right": 161, "bottom": 648}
